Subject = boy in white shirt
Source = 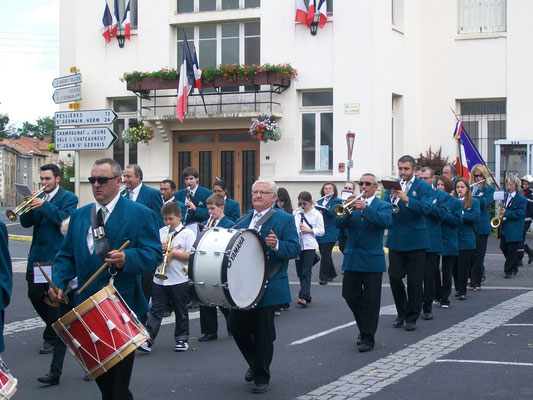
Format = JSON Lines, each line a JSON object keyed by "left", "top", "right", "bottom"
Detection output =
{"left": 293, "top": 191, "right": 325, "bottom": 307}
{"left": 139, "top": 202, "right": 196, "bottom": 352}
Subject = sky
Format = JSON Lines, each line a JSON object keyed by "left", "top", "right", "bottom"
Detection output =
{"left": 0, "top": 0, "right": 59, "bottom": 127}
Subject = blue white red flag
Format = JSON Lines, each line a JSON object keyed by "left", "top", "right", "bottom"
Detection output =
{"left": 122, "top": 0, "right": 131, "bottom": 40}
{"left": 192, "top": 49, "right": 202, "bottom": 91}
{"left": 295, "top": 0, "right": 308, "bottom": 25}
{"left": 317, "top": 0, "right": 327, "bottom": 28}
{"left": 111, "top": 0, "right": 119, "bottom": 37}
{"left": 101, "top": 2, "right": 113, "bottom": 43}
{"left": 176, "top": 34, "right": 196, "bottom": 123}
{"left": 306, "top": 0, "right": 316, "bottom": 27}
{"left": 453, "top": 121, "right": 486, "bottom": 179}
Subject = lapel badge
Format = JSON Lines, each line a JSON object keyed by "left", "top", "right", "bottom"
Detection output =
{"left": 413, "top": 191, "right": 417, "bottom": 197}
{"left": 432, "top": 199, "right": 437, "bottom": 204}
{"left": 198, "top": 201, "right": 204, "bottom": 206}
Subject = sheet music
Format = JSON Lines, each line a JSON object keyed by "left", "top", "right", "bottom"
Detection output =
{"left": 33, "top": 264, "right": 52, "bottom": 284}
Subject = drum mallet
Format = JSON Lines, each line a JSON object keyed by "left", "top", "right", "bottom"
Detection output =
{"left": 77, "top": 240, "right": 131, "bottom": 295}
{"left": 37, "top": 263, "right": 66, "bottom": 307}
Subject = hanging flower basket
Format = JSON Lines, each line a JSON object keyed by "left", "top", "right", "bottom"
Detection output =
{"left": 122, "top": 121, "right": 155, "bottom": 145}
{"left": 249, "top": 114, "right": 282, "bottom": 143}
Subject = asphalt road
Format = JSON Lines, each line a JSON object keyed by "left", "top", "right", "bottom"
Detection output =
{"left": 3, "top": 208, "right": 533, "bottom": 399}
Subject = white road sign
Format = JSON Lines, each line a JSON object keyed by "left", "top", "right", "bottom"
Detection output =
{"left": 54, "top": 109, "right": 117, "bottom": 127}
{"left": 52, "top": 86, "right": 82, "bottom": 104}
{"left": 52, "top": 73, "right": 82, "bottom": 88}
{"left": 55, "top": 127, "right": 117, "bottom": 151}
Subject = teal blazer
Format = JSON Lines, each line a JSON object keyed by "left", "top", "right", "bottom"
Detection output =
{"left": 335, "top": 198, "right": 392, "bottom": 272}
{"left": 473, "top": 185, "right": 495, "bottom": 235}
{"left": 440, "top": 193, "right": 463, "bottom": 256}
{"left": 202, "top": 215, "right": 234, "bottom": 229}
{"left": 0, "top": 222, "right": 13, "bottom": 353}
{"left": 20, "top": 187, "right": 78, "bottom": 272}
{"left": 384, "top": 177, "right": 433, "bottom": 251}
{"left": 234, "top": 209, "right": 300, "bottom": 307}
{"left": 457, "top": 198, "right": 480, "bottom": 251}
{"left": 52, "top": 196, "right": 163, "bottom": 318}
{"left": 174, "top": 185, "right": 212, "bottom": 224}
{"left": 224, "top": 198, "right": 241, "bottom": 222}
{"left": 316, "top": 197, "right": 343, "bottom": 244}
{"left": 425, "top": 189, "right": 447, "bottom": 254}
{"left": 128, "top": 184, "right": 164, "bottom": 228}
{"left": 501, "top": 192, "right": 527, "bottom": 243}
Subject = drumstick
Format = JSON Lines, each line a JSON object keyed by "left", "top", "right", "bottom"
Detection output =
{"left": 37, "top": 263, "right": 59, "bottom": 293}
{"left": 77, "top": 240, "right": 131, "bottom": 295}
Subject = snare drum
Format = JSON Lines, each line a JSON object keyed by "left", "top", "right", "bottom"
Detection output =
{"left": 52, "top": 285, "right": 148, "bottom": 379}
{"left": 0, "top": 358, "right": 17, "bottom": 400}
{"left": 189, "top": 228, "right": 267, "bottom": 309}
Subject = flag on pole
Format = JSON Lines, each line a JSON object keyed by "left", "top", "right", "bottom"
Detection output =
{"left": 295, "top": 0, "right": 308, "bottom": 25}
{"left": 453, "top": 121, "right": 486, "bottom": 180}
{"left": 101, "top": 2, "right": 113, "bottom": 43}
{"left": 317, "top": 0, "right": 327, "bottom": 28}
{"left": 111, "top": 0, "right": 120, "bottom": 37}
{"left": 307, "top": 0, "right": 316, "bottom": 27}
{"left": 192, "top": 49, "right": 202, "bottom": 91}
{"left": 122, "top": 0, "right": 131, "bottom": 40}
{"left": 176, "top": 34, "right": 196, "bottom": 123}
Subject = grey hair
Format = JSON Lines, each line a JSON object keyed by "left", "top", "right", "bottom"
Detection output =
{"left": 126, "top": 164, "right": 143, "bottom": 181}
{"left": 252, "top": 178, "right": 277, "bottom": 194}
{"left": 506, "top": 174, "right": 521, "bottom": 190}
{"left": 361, "top": 173, "right": 378, "bottom": 184}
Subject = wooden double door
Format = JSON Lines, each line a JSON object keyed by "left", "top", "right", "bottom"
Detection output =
{"left": 172, "top": 130, "right": 260, "bottom": 214}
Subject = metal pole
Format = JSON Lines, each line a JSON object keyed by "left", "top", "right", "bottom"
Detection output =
{"left": 74, "top": 150, "right": 80, "bottom": 198}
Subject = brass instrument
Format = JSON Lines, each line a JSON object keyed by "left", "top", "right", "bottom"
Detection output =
{"left": 390, "top": 180, "right": 406, "bottom": 214}
{"left": 6, "top": 187, "right": 45, "bottom": 221}
{"left": 205, "top": 215, "right": 215, "bottom": 228}
{"left": 491, "top": 201, "right": 504, "bottom": 229}
{"left": 333, "top": 191, "right": 366, "bottom": 218}
{"left": 155, "top": 226, "right": 175, "bottom": 280}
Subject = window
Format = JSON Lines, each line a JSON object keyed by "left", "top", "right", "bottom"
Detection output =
{"left": 459, "top": 100, "right": 506, "bottom": 172}
{"left": 301, "top": 91, "right": 333, "bottom": 171}
{"left": 459, "top": 0, "right": 506, "bottom": 34}
{"left": 177, "top": 0, "right": 260, "bottom": 13}
{"left": 116, "top": 0, "right": 138, "bottom": 29}
{"left": 112, "top": 99, "right": 138, "bottom": 169}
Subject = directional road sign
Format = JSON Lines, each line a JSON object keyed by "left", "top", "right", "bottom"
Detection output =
{"left": 52, "top": 73, "right": 82, "bottom": 88}
{"left": 55, "top": 127, "right": 117, "bottom": 151}
{"left": 54, "top": 109, "right": 117, "bottom": 127}
{"left": 52, "top": 86, "right": 82, "bottom": 104}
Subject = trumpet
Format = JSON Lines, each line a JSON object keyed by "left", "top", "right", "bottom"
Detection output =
{"left": 333, "top": 191, "right": 366, "bottom": 218}
{"left": 390, "top": 180, "right": 407, "bottom": 214}
{"left": 6, "top": 187, "right": 45, "bottom": 221}
{"left": 154, "top": 226, "right": 175, "bottom": 280}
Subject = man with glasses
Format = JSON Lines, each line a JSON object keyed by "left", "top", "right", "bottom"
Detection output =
{"left": 336, "top": 174, "right": 392, "bottom": 352}
{"left": 229, "top": 179, "right": 299, "bottom": 394}
{"left": 20, "top": 163, "right": 78, "bottom": 355}
{"left": 50, "top": 158, "right": 162, "bottom": 400}
{"left": 385, "top": 155, "right": 432, "bottom": 332}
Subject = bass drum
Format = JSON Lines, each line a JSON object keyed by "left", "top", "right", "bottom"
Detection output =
{"left": 189, "top": 228, "right": 267, "bottom": 309}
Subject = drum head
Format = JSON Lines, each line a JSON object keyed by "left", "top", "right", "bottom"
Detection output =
{"left": 224, "top": 229, "right": 267, "bottom": 309}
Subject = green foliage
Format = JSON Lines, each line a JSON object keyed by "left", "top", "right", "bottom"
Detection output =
{"left": 416, "top": 147, "right": 450, "bottom": 175}
{"left": 17, "top": 116, "right": 55, "bottom": 141}
{"left": 47, "top": 143, "right": 57, "bottom": 153}
{"left": 0, "top": 114, "right": 17, "bottom": 139}
{"left": 59, "top": 162, "right": 74, "bottom": 192}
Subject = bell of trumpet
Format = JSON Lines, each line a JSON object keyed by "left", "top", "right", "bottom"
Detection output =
{"left": 6, "top": 187, "right": 46, "bottom": 221}
{"left": 333, "top": 193, "right": 365, "bottom": 218}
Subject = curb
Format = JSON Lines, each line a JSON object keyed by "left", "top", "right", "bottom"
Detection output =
{"left": 8, "top": 234, "right": 32, "bottom": 242}
{"left": 332, "top": 246, "right": 389, "bottom": 254}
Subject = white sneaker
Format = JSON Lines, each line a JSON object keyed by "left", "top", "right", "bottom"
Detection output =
{"left": 441, "top": 303, "right": 449, "bottom": 309}
{"left": 138, "top": 341, "right": 152, "bottom": 353}
{"left": 432, "top": 300, "right": 440, "bottom": 306}
{"left": 274, "top": 310, "right": 281, "bottom": 316}
{"left": 174, "top": 341, "right": 189, "bottom": 351}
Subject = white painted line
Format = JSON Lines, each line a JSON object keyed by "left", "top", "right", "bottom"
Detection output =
{"left": 503, "top": 323, "right": 533, "bottom": 327}
{"left": 436, "top": 359, "right": 533, "bottom": 367}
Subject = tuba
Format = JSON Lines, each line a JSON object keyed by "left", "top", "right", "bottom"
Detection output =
{"left": 154, "top": 226, "right": 175, "bottom": 280}
{"left": 6, "top": 187, "right": 45, "bottom": 221}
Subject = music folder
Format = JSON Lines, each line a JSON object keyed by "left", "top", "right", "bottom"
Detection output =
{"left": 14, "top": 183, "right": 32, "bottom": 197}
{"left": 381, "top": 180, "right": 402, "bottom": 190}
{"left": 314, "top": 204, "right": 328, "bottom": 213}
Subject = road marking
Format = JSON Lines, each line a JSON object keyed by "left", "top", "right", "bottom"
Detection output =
{"left": 503, "top": 323, "right": 533, "bottom": 326}
{"left": 298, "top": 290, "right": 533, "bottom": 400}
{"left": 8, "top": 234, "right": 32, "bottom": 242}
{"left": 289, "top": 305, "right": 397, "bottom": 346}
{"left": 435, "top": 359, "right": 533, "bottom": 367}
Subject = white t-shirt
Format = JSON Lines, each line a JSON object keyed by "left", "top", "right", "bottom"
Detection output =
{"left": 154, "top": 224, "right": 196, "bottom": 286}
{"left": 293, "top": 207, "right": 325, "bottom": 250}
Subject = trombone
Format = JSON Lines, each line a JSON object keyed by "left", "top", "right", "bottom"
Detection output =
{"left": 333, "top": 191, "right": 366, "bottom": 218}
{"left": 154, "top": 226, "right": 175, "bottom": 280}
{"left": 6, "top": 187, "right": 45, "bottom": 221}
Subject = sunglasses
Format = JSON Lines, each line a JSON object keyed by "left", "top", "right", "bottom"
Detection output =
{"left": 358, "top": 181, "right": 372, "bottom": 186}
{"left": 298, "top": 202, "right": 309, "bottom": 206}
{"left": 88, "top": 176, "right": 119, "bottom": 185}
{"left": 473, "top": 174, "right": 483, "bottom": 178}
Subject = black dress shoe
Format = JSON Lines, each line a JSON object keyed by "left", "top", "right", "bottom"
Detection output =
{"left": 405, "top": 322, "right": 416, "bottom": 331}
{"left": 319, "top": 280, "right": 327, "bottom": 285}
{"left": 356, "top": 334, "right": 362, "bottom": 346}
{"left": 528, "top": 249, "right": 533, "bottom": 265}
{"left": 198, "top": 333, "right": 218, "bottom": 342}
{"left": 513, "top": 268, "right": 518, "bottom": 275}
{"left": 358, "top": 343, "right": 373, "bottom": 353}
{"left": 252, "top": 383, "right": 269, "bottom": 394}
{"left": 504, "top": 274, "right": 512, "bottom": 279}
{"left": 37, "top": 373, "right": 59, "bottom": 385}
{"left": 245, "top": 368, "right": 255, "bottom": 382}
{"left": 422, "top": 312, "right": 433, "bottom": 320}
{"left": 392, "top": 318, "right": 404, "bottom": 328}
{"left": 39, "top": 342, "right": 54, "bottom": 354}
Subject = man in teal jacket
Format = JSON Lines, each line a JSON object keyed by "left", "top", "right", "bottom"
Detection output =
{"left": 229, "top": 179, "right": 299, "bottom": 394}
{"left": 336, "top": 173, "right": 392, "bottom": 352}
{"left": 0, "top": 221, "right": 13, "bottom": 355}
{"left": 20, "top": 163, "right": 78, "bottom": 354}
{"left": 50, "top": 158, "right": 162, "bottom": 400}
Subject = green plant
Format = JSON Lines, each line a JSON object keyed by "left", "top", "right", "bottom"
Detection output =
{"left": 416, "top": 146, "right": 450, "bottom": 176}
{"left": 59, "top": 161, "right": 74, "bottom": 192}
{"left": 249, "top": 114, "right": 282, "bottom": 142}
{"left": 122, "top": 120, "right": 155, "bottom": 145}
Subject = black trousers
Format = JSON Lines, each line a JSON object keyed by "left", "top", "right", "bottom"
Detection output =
{"left": 388, "top": 249, "right": 425, "bottom": 324}
{"left": 295, "top": 250, "right": 315, "bottom": 302}
{"left": 228, "top": 306, "right": 276, "bottom": 385}
{"left": 435, "top": 256, "right": 455, "bottom": 305}
{"left": 338, "top": 231, "right": 347, "bottom": 254}
{"left": 518, "top": 221, "right": 532, "bottom": 260}
{"left": 423, "top": 252, "right": 440, "bottom": 312}
{"left": 200, "top": 305, "right": 229, "bottom": 335}
{"left": 141, "top": 272, "right": 153, "bottom": 302}
{"left": 50, "top": 292, "right": 74, "bottom": 377}
{"left": 26, "top": 271, "right": 58, "bottom": 343}
{"left": 318, "top": 242, "right": 337, "bottom": 281}
{"left": 454, "top": 249, "right": 475, "bottom": 295}
{"left": 342, "top": 271, "right": 382, "bottom": 347}
{"left": 95, "top": 351, "right": 135, "bottom": 400}
{"left": 471, "top": 234, "right": 488, "bottom": 287}
{"left": 500, "top": 237, "right": 520, "bottom": 275}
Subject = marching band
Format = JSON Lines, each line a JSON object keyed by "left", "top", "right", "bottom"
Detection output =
{"left": 1, "top": 155, "right": 531, "bottom": 398}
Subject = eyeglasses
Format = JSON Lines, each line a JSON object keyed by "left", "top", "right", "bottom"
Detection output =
{"left": 88, "top": 176, "right": 119, "bottom": 185}
{"left": 298, "top": 202, "right": 308, "bottom": 206}
{"left": 358, "top": 182, "right": 372, "bottom": 186}
{"left": 251, "top": 190, "right": 273, "bottom": 196}
{"left": 473, "top": 174, "right": 483, "bottom": 178}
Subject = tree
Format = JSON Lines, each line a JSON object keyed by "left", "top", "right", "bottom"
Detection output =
{"left": 17, "top": 116, "right": 55, "bottom": 141}
{"left": 416, "top": 146, "right": 450, "bottom": 176}
{"left": 0, "top": 114, "right": 17, "bottom": 139}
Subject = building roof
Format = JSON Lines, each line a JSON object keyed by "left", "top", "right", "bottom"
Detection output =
{"left": 2, "top": 137, "right": 50, "bottom": 157}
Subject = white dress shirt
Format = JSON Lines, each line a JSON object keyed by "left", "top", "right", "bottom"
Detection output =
{"left": 86, "top": 192, "right": 122, "bottom": 252}
{"left": 46, "top": 185, "right": 60, "bottom": 202}
{"left": 129, "top": 183, "right": 143, "bottom": 201}
{"left": 154, "top": 224, "right": 196, "bottom": 286}
{"left": 293, "top": 207, "right": 325, "bottom": 250}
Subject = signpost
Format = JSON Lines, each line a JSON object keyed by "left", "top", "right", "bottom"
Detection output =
{"left": 55, "top": 109, "right": 117, "bottom": 127}
{"left": 52, "top": 73, "right": 82, "bottom": 88}
{"left": 346, "top": 131, "right": 355, "bottom": 181}
{"left": 52, "top": 86, "right": 82, "bottom": 104}
{"left": 54, "top": 127, "right": 117, "bottom": 151}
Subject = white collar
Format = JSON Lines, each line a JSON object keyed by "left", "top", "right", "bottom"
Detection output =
{"left": 46, "top": 185, "right": 60, "bottom": 200}
{"left": 365, "top": 195, "right": 376, "bottom": 205}
{"left": 97, "top": 192, "right": 121, "bottom": 214}
{"left": 130, "top": 182, "right": 142, "bottom": 195}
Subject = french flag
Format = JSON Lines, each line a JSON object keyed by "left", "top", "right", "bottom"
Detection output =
{"left": 176, "top": 35, "right": 196, "bottom": 123}
{"left": 306, "top": 0, "right": 316, "bottom": 27}
{"left": 101, "top": 2, "right": 113, "bottom": 43}
{"left": 295, "top": 0, "right": 308, "bottom": 25}
{"left": 453, "top": 121, "right": 485, "bottom": 179}
{"left": 111, "top": 0, "right": 119, "bottom": 37}
{"left": 317, "top": 0, "right": 327, "bottom": 28}
{"left": 192, "top": 49, "right": 202, "bottom": 91}
{"left": 122, "top": 0, "right": 131, "bottom": 40}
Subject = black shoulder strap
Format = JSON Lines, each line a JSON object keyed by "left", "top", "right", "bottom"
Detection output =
{"left": 90, "top": 205, "right": 110, "bottom": 259}
{"left": 300, "top": 213, "right": 313, "bottom": 229}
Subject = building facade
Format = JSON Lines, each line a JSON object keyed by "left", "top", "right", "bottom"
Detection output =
{"left": 59, "top": 0, "right": 529, "bottom": 207}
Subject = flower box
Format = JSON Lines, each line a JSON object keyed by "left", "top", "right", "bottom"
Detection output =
{"left": 127, "top": 77, "right": 179, "bottom": 91}
{"left": 252, "top": 71, "right": 290, "bottom": 87}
